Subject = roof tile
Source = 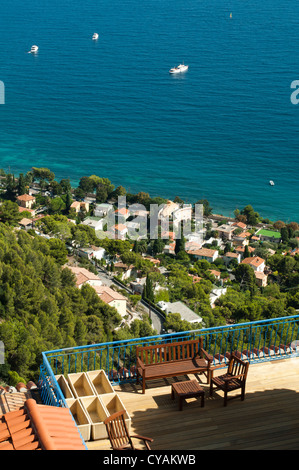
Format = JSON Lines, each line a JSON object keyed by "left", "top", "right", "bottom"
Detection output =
{"left": 0, "top": 398, "right": 86, "bottom": 450}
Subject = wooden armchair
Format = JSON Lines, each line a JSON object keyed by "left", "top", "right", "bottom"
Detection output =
{"left": 104, "top": 410, "right": 153, "bottom": 450}
{"left": 209, "top": 353, "right": 249, "bottom": 406}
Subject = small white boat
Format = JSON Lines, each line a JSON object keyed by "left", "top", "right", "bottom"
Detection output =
{"left": 269, "top": 180, "right": 275, "bottom": 186}
{"left": 92, "top": 33, "right": 99, "bottom": 40}
{"left": 29, "top": 45, "right": 38, "bottom": 53}
{"left": 169, "top": 63, "right": 189, "bottom": 74}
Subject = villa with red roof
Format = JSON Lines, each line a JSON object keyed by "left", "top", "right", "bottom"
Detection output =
{"left": 241, "top": 256, "right": 265, "bottom": 272}
{"left": 17, "top": 194, "right": 36, "bottom": 210}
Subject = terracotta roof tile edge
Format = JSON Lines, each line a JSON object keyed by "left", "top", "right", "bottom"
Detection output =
{"left": 25, "top": 399, "right": 56, "bottom": 450}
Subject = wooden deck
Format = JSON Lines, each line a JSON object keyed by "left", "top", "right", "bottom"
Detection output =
{"left": 87, "top": 358, "right": 299, "bottom": 450}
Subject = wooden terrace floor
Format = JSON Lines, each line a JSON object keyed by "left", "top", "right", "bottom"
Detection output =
{"left": 87, "top": 358, "right": 299, "bottom": 450}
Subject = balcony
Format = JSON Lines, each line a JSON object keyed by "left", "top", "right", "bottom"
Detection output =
{"left": 39, "top": 315, "right": 299, "bottom": 450}
{"left": 86, "top": 357, "right": 299, "bottom": 450}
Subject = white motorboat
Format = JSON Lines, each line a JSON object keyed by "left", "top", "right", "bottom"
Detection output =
{"left": 169, "top": 63, "right": 189, "bottom": 74}
{"left": 92, "top": 33, "right": 99, "bottom": 40}
{"left": 29, "top": 45, "right": 38, "bottom": 53}
{"left": 269, "top": 180, "right": 275, "bottom": 186}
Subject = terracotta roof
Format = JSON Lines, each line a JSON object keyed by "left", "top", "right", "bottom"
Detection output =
{"left": 0, "top": 399, "right": 86, "bottom": 450}
{"left": 19, "top": 218, "right": 33, "bottom": 226}
{"left": 185, "top": 242, "right": 203, "bottom": 251}
{"left": 235, "top": 231, "right": 252, "bottom": 238}
{"left": 115, "top": 207, "right": 129, "bottom": 216}
{"left": 113, "top": 224, "right": 127, "bottom": 232}
{"left": 143, "top": 257, "right": 161, "bottom": 265}
{"left": 241, "top": 256, "right": 265, "bottom": 267}
{"left": 189, "top": 248, "right": 218, "bottom": 257}
{"left": 67, "top": 267, "right": 101, "bottom": 286}
{"left": 17, "top": 194, "right": 35, "bottom": 201}
{"left": 254, "top": 271, "right": 268, "bottom": 279}
{"left": 235, "top": 246, "right": 255, "bottom": 253}
{"left": 93, "top": 285, "right": 127, "bottom": 302}
{"left": 18, "top": 206, "right": 35, "bottom": 213}
{"left": 233, "top": 222, "right": 247, "bottom": 229}
{"left": 0, "top": 393, "right": 31, "bottom": 416}
{"left": 209, "top": 269, "right": 221, "bottom": 277}
{"left": 188, "top": 274, "right": 202, "bottom": 283}
{"left": 161, "top": 231, "right": 175, "bottom": 240}
{"left": 225, "top": 252, "right": 240, "bottom": 258}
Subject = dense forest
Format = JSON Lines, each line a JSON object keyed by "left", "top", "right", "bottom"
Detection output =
{"left": 0, "top": 223, "right": 123, "bottom": 384}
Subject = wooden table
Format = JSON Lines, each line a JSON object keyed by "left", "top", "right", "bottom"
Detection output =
{"left": 171, "top": 380, "right": 205, "bottom": 411}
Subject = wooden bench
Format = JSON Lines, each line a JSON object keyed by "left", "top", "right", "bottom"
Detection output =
{"left": 136, "top": 338, "right": 213, "bottom": 394}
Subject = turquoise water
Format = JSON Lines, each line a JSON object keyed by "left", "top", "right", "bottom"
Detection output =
{"left": 0, "top": 0, "right": 298, "bottom": 221}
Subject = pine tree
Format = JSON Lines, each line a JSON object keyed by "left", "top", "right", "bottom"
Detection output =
{"left": 244, "top": 245, "right": 250, "bottom": 258}
{"left": 17, "top": 173, "right": 26, "bottom": 196}
{"left": 142, "top": 274, "right": 154, "bottom": 302}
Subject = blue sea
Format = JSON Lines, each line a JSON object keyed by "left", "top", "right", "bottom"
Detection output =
{"left": 0, "top": 0, "right": 299, "bottom": 222}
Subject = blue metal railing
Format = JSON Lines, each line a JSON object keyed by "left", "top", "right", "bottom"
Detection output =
{"left": 40, "top": 314, "right": 299, "bottom": 407}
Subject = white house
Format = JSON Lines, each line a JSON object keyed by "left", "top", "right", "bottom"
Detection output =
{"left": 114, "top": 262, "right": 135, "bottom": 280}
{"left": 17, "top": 194, "right": 36, "bottom": 210}
{"left": 241, "top": 256, "right": 265, "bottom": 272}
{"left": 93, "top": 285, "right": 127, "bottom": 317}
{"left": 217, "top": 224, "right": 237, "bottom": 241}
{"left": 111, "top": 224, "right": 128, "bottom": 240}
{"left": 94, "top": 203, "right": 113, "bottom": 217}
{"left": 254, "top": 271, "right": 268, "bottom": 287}
{"left": 78, "top": 246, "right": 105, "bottom": 262}
{"left": 71, "top": 201, "right": 90, "bottom": 213}
{"left": 158, "top": 200, "right": 180, "bottom": 219}
{"left": 187, "top": 248, "right": 219, "bottom": 263}
{"left": 82, "top": 217, "right": 105, "bottom": 231}
{"left": 210, "top": 288, "right": 227, "bottom": 308}
{"left": 223, "top": 252, "right": 241, "bottom": 265}
{"left": 232, "top": 231, "right": 251, "bottom": 246}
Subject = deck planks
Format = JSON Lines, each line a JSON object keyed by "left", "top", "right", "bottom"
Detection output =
{"left": 87, "top": 358, "right": 299, "bottom": 450}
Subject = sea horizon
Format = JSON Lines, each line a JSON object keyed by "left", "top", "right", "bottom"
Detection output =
{"left": 0, "top": 0, "right": 298, "bottom": 223}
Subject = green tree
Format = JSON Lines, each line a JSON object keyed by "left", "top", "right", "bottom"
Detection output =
{"left": 142, "top": 274, "right": 154, "bottom": 302}
{"left": 79, "top": 176, "right": 94, "bottom": 194}
{"left": 17, "top": 173, "right": 27, "bottom": 196}
{"left": 152, "top": 238, "right": 164, "bottom": 255}
{"left": 234, "top": 264, "right": 257, "bottom": 295}
{"left": 32, "top": 167, "right": 55, "bottom": 192}
{"left": 96, "top": 185, "right": 108, "bottom": 203}
{"left": 0, "top": 201, "right": 22, "bottom": 225}
{"left": 196, "top": 199, "right": 212, "bottom": 216}
{"left": 241, "top": 205, "right": 260, "bottom": 225}
{"left": 280, "top": 226, "right": 289, "bottom": 243}
{"left": 48, "top": 238, "right": 68, "bottom": 265}
{"left": 244, "top": 245, "right": 251, "bottom": 258}
{"left": 175, "top": 232, "right": 185, "bottom": 255}
{"left": 5, "top": 173, "right": 17, "bottom": 200}
{"left": 48, "top": 197, "right": 66, "bottom": 214}
{"left": 65, "top": 191, "right": 73, "bottom": 212}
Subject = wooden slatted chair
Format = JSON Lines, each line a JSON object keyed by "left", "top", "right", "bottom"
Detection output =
{"left": 209, "top": 353, "right": 249, "bottom": 406}
{"left": 104, "top": 410, "right": 153, "bottom": 450}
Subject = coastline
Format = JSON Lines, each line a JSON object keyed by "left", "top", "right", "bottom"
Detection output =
{"left": 6, "top": 167, "right": 297, "bottom": 225}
